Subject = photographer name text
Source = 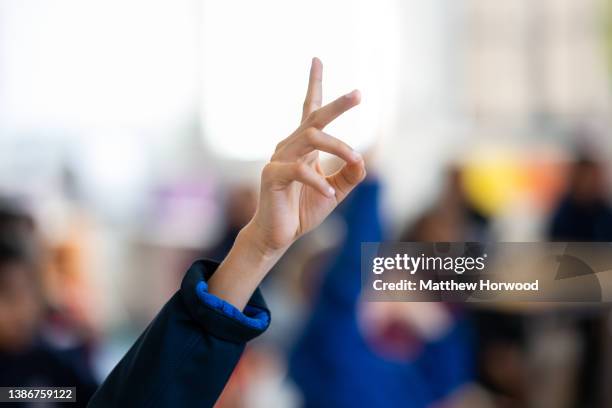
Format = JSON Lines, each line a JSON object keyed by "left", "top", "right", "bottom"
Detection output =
{"left": 372, "top": 279, "right": 539, "bottom": 292}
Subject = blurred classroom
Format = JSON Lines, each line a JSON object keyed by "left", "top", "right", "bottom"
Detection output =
{"left": 2, "top": 0, "right": 612, "bottom": 407}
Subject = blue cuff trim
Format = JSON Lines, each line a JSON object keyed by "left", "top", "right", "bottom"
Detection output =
{"left": 195, "top": 281, "right": 270, "bottom": 331}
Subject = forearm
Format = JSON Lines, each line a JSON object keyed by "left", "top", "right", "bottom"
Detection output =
{"left": 207, "top": 223, "right": 285, "bottom": 310}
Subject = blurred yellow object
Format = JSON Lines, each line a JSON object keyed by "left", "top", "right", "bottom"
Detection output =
{"left": 462, "top": 150, "right": 527, "bottom": 216}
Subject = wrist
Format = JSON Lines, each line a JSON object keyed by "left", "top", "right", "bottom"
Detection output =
{"left": 206, "top": 222, "right": 285, "bottom": 310}
{"left": 239, "top": 221, "right": 288, "bottom": 262}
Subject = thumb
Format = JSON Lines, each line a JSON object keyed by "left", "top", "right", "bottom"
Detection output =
{"left": 327, "top": 159, "right": 366, "bottom": 203}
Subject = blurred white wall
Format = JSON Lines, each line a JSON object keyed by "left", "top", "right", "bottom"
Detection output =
{"left": 0, "top": 0, "right": 610, "bottom": 232}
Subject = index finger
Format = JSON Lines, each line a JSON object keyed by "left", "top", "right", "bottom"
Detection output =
{"left": 302, "top": 57, "right": 323, "bottom": 122}
{"left": 306, "top": 89, "right": 361, "bottom": 130}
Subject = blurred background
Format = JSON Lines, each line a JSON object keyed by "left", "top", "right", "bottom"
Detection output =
{"left": 2, "top": 0, "right": 612, "bottom": 406}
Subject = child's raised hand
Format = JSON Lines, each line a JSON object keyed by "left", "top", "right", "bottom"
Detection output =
{"left": 209, "top": 58, "right": 366, "bottom": 309}
{"left": 249, "top": 57, "right": 366, "bottom": 254}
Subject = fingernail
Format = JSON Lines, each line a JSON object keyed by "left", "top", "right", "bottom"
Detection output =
{"left": 351, "top": 151, "right": 362, "bottom": 162}
{"left": 327, "top": 186, "right": 336, "bottom": 197}
{"left": 345, "top": 89, "right": 361, "bottom": 102}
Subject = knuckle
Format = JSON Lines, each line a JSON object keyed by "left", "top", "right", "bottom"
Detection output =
{"left": 275, "top": 138, "right": 288, "bottom": 152}
{"left": 294, "top": 163, "right": 309, "bottom": 178}
{"left": 261, "top": 163, "right": 276, "bottom": 180}
{"left": 303, "top": 127, "right": 318, "bottom": 144}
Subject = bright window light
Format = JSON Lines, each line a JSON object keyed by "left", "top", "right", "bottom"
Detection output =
{"left": 200, "top": 0, "right": 401, "bottom": 161}
{"left": 0, "top": 0, "right": 198, "bottom": 132}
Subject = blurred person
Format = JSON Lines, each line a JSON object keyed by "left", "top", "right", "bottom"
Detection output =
{"left": 403, "top": 167, "right": 531, "bottom": 406}
{"left": 548, "top": 153, "right": 612, "bottom": 408}
{"left": 402, "top": 167, "right": 534, "bottom": 407}
{"left": 89, "top": 58, "right": 367, "bottom": 407}
{"left": 549, "top": 154, "right": 612, "bottom": 241}
{"left": 45, "top": 165, "right": 103, "bottom": 339}
{"left": 403, "top": 165, "right": 490, "bottom": 242}
{"left": 0, "top": 225, "right": 98, "bottom": 407}
{"left": 289, "top": 161, "right": 474, "bottom": 407}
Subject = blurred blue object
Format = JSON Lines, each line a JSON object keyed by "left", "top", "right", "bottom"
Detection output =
{"left": 289, "top": 179, "right": 474, "bottom": 407}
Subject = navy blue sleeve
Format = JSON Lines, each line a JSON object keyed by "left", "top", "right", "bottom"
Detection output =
{"left": 88, "top": 260, "right": 270, "bottom": 408}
